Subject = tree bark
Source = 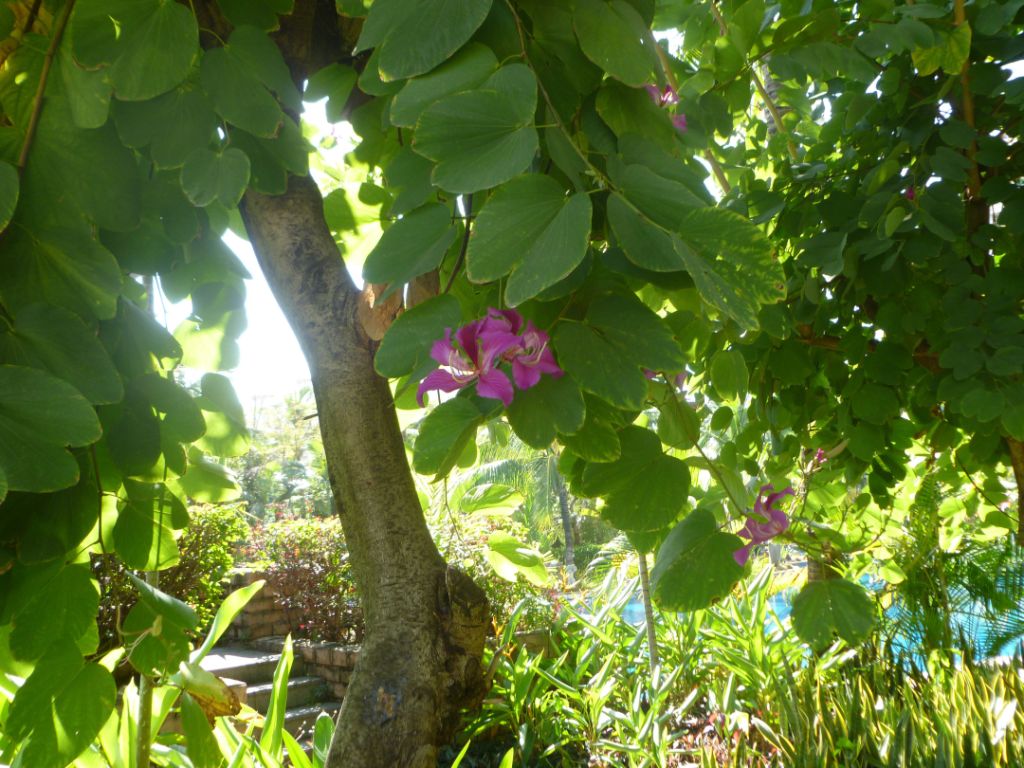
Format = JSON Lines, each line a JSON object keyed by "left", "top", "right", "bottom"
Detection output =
{"left": 239, "top": 175, "right": 488, "bottom": 767}
{"left": 554, "top": 465, "right": 575, "bottom": 580}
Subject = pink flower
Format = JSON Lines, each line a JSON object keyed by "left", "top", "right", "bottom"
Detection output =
{"left": 644, "top": 369, "right": 688, "bottom": 389}
{"left": 645, "top": 84, "right": 678, "bottom": 107}
{"left": 813, "top": 449, "right": 826, "bottom": 466}
{"left": 733, "top": 484, "right": 794, "bottom": 566}
{"left": 416, "top": 318, "right": 519, "bottom": 407}
{"left": 904, "top": 187, "right": 915, "bottom": 201}
{"left": 645, "top": 84, "right": 687, "bottom": 133}
{"left": 417, "top": 308, "right": 563, "bottom": 407}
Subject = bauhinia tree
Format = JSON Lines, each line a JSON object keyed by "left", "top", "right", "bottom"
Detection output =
{"left": 0, "top": 0, "right": 1021, "bottom": 766}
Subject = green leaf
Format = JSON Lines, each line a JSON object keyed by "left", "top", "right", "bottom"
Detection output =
{"left": 376, "top": 294, "right": 462, "bottom": 378}
{"left": 109, "top": 0, "right": 198, "bottom": 101}
{"left": 362, "top": 203, "right": 457, "bottom": 298}
{"left": 413, "top": 397, "right": 489, "bottom": 478}
{"left": 358, "top": 0, "right": 494, "bottom": 81}
{"left": 1002, "top": 403, "right": 1024, "bottom": 442}
{"left": 0, "top": 226, "right": 122, "bottom": 321}
{"left": 467, "top": 175, "right": 592, "bottom": 305}
{"left": 413, "top": 64, "right": 538, "bottom": 193}
{"left": 851, "top": 383, "right": 900, "bottom": 425}
{"left": 595, "top": 81, "right": 678, "bottom": 149}
{"left": 7, "top": 640, "right": 115, "bottom": 768}
{"left": 581, "top": 426, "right": 689, "bottom": 531}
{"left": 180, "top": 693, "right": 222, "bottom": 768}
{"left": 260, "top": 636, "right": 294, "bottom": 761}
{"left": 112, "top": 483, "right": 184, "bottom": 570}
{"left": 0, "top": 159, "right": 18, "bottom": 231}
{"left": 16, "top": 94, "right": 141, "bottom": 231}
{"left": 912, "top": 23, "right": 971, "bottom": 76}
{"left": 58, "top": 43, "right": 112, "bottom": 129}
{"left": 195, "top": 373, "right": 249, "bottom": 457}
{"left": 390, "top": 42, "right": 498, "bottom": 128}
{"left": 573, "top": 0, "right": 659, "bottom": 87}
{"left": 129, "top": 571, "right": 199, "bottom": 630}
{"left": 134, "top": 373, "right": 206, "bottom": 444}
{"left": 553, "top": 321, "right": 648, "bottom": 410}
{"left": 710, "top": 349, "right": 748, "bottom": 402}
{"left": 587, "top": 293, "right": 686, "bottom": 373}
{"left": 506, "top": 374, "right": 585, "bottom": 448}
{"left": 799, "top": 231, "right": 847, "bottom": 276}
{"left": 180, "top": 147, "right": 251, "bottom": 208}
{"left": 122, "top": 601, "right": 191, "bottom": 676}
{"left": 961, "top": 387, "right": 1004, "bottom": 423}
{"left": 114, "top": 87, "right": 219, "bottom": 169}
{"left": 0, "top": 365, "right": 101, "bottom": 494}
{"left": 0, "top": 303, "right": 123, "bottom": 404}
{"left": 102, "top": 385, "right": 162, "bottom": 477}
{"left": 216, "top": 0, "right": 294, "bottom": 30}
{"left": 9, "top": 564, "right": 99, "bottom": 660}
{"left": 201, "top": 30, "right": 288, "bottom": 137}
{"left": 486, "top": 532, "right": 549, "bottom": 586}
{"left": 304, "top": 62, "right": 358, "bottom": 122}
{"left": 791, "top": 579, "right": 876, "bottom": 649}
{"left": 458, "top": 483, "right": 523, "bottom": 514}
{"left": 192, "top": 579, "right": 265, "bottom": 662}
{"left": 174, "top": 447, "right": 242, "bottom": 502}
{"left": 607, "top": 194, "right": 681, "bottom": 272}
{"left": 560, "top": 402, "right": 622, "bottom": 462}
{"left": 651, "top": 508, "right": 745, "bottom": 610}
{"left": 657, "top": 395, "right": 699, "bottom": 449}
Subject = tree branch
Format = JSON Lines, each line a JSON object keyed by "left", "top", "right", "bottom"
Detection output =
{"left": 1008, "top": 438, "right": 1024, "bottom": 546}
{"left": 708, "top": 0, "right": 797, "bottom": 160}
{"left": 17, "top": 0, "right": 75, "bottom": 175}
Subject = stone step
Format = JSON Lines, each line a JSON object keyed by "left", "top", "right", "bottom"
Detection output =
{"left": 200, "top": 647, "right": 305, "bottom": 684}
{"left": 283, "top": 701, "right": 341, "bottom": 738}
{"left": 246, "top": 675, "right": 329, "bottom": 713}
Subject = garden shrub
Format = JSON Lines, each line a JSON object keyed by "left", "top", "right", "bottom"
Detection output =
{"left": 94, "top": 503, "right": 249, "bottom": 654}
{"left": 242, "top": 517, "right": 362, "bottom": 643}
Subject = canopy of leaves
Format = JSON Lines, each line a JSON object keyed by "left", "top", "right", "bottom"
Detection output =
{"left": 1, "top": 0, "right": 1023, "bottom": 764}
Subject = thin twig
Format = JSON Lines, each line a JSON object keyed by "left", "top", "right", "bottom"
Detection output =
{"left": 17, "top": 0, "right": 76, "bottom": 175}
{"left": 444, "top": 194, "right": 473, "bottom": 294}
{"left": 653, "top": 42, "right": 733, "bottom": 194}
{"left": 953, "top": 0, "right": 982, "bottom": 200}
{"left": 709, "top": 0, "right": 797, "bottom": 160}
{"left": 955, "top": 454, "right": 1004, "bottom": 511}
{"left": 20, "top": 0, "right": 43, "bottom": 37}
{"left": 703, "top": 149, "right": 732, "bottom": 195}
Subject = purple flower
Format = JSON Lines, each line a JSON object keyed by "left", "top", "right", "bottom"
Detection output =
{"left": 645, "top": 84, "right": 678, "bottom": 107}
{"left": 733, "top": 484, "right": 794, "bottom": 566}
{"left": 904, "top": 186, "right": 916, "bottom": 201}
{"left": 643, "top": 369, "right": 688, "bottom": 389}
{"left": 416, "top": 318, "right": 519, "bottom": 407}
{"left": 813, "top": 448, "right": 826, "bottom": 466}
{"left": 485, "top": 309, "right": 563, "bottom": 390}
{"left": 645, "top": 84, "right": 687, "bottom": 133}
{"left": 417, "top": 308, "right": 563, "bottom": 408}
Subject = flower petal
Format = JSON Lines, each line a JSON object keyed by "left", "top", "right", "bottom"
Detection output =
{"left": 416, "top": 369, "right": 467, "bottom": 406}
{"left": 512, "top": 359, "right": 543, "bottom": 390}
{"left": 430, "top": 329, "right": 458, "bottom": 366}
{"left": 486, "top": 308, "right": 524, "bottom": 335}
{"left": 733, "top": 544, "right": 752, "bottom": 567}
{"left": 476, "top": 368, "right": 514, "bottom": 407}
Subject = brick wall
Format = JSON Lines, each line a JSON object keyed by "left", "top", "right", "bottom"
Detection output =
{"left": 296, "top": 641, "right": 360, "bottom": 700}
{"left": 223, "top": 569, "right": 364, "bottom": 645}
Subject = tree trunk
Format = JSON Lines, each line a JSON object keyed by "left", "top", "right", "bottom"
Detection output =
{"left": 239, "top": 175, "right": 489, "bottom": 767}
{"left": 554, "top": 467, "right": 575, "bottom": 581}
